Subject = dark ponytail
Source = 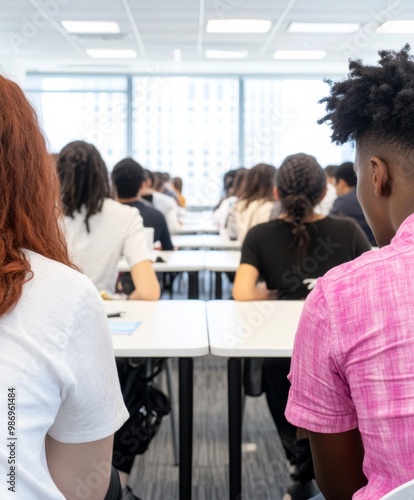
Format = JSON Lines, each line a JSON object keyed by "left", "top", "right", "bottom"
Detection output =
{"left": 277, "top": 153, "right": 326, "bottom": 259}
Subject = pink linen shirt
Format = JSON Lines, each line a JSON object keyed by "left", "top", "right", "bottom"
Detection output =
{"left": 286, "top": 213, "right": 414, "bottom": 500}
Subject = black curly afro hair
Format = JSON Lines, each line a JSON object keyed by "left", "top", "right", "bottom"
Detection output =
{"left": 318, "top": 44, "right": 414, "bottom": 160}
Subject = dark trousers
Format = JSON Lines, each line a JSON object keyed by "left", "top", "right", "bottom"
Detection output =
{"left": 262, "top": 358, "right": 314, "bottom": 480}
{"left": 104, "top": 466, "right": 122, "bottom": 500}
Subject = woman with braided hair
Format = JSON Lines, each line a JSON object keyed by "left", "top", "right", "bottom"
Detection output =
{"left": 233, "top": 153, "right": 370, "bottom": 499}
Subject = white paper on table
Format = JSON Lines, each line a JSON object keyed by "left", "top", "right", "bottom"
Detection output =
{"left": 109, "top": 321, "right": 141, "bottom": 335}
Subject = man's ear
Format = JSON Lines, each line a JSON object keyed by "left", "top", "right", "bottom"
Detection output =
{"left": 371, "top": 157, "right": 391, "bottom": 197}
{"left": 273, "top": 186, "right": 279, "bottom": 200}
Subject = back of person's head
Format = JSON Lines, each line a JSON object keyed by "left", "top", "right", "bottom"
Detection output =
{"left": 0, "top": 74, "right": 73, "bottom": 316}
{"left": 319, "top": 44, "right": 414, "bottom": 179}
{"left": 152, "top": 171, "right": 164, "bottom": 191}
{"left": 231, "top": 167, "right": 248, "bottom": 197}
{"left": 223, "top": 169, "right": 238, "bottom": 195}
{"left": 58, "top": 140, "right": 109, "bottom": 233}
{"left": 238, "top": 163, "right": 276, "bottom": 207}
{"left": 172, "top": 176, "right": 183, "bottom": 193}
{"left": 277, "top": 153, "right": 327, "bottom": 257}
{"left": 112, "top": 157, "right": 146, "bottom": 198}
{"left": 335, "top": 162, "right": 356, "bottom": 187}
{"left": 324, "top": 164, "right": 338, "bottom": 179}
{"left": 145, "top": 169, "right": 154, "bottom": 188}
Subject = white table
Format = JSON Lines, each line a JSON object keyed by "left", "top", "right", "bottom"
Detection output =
{"left": 106, "top": 300, "right": 209, "bottom": 500}
{"left": 206, "top": 300, "right": 304, "bottom": 500}
{"left": 173, "top": 221, "right": 219, "bottom": 235}
{"left": 172, "top": 234, "right": 241, "bottom": 250}
{"left": 204, "top": 251, "right": 241, "bottom": 299}
{"left": 118, "top": 251, "right": 207, "bottom": 298}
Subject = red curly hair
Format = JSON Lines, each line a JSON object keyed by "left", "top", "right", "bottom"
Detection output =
{"left": 0, "top": 74, "right": 74, "bottom": 317}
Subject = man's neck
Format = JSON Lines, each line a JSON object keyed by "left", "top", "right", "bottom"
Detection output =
{"left": 116, "top": 196, "right": 139, "bottom": 203}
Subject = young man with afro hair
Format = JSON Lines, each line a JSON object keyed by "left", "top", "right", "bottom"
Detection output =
{"left": 286, "top": 45, "right": 414, "bottom": 500}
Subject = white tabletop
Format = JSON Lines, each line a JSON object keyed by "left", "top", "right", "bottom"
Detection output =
{"left": 204, "top": 251, "right": 241, "bottom": 272}
{"left": 172, "top": 234, "right": 241, "bottom": 250}
{"left": 106, "top": 300, "right": 209, "bottom": 357}
{"left": 206, "top": 300, "right": 304, "bottom": 357}
{"left": 118, "top": 251, "right": 207, "bottom": 272}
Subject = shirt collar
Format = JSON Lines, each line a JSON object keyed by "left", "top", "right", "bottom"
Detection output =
{"left": 391, "top": 212, "right": 414, "bottom": 245}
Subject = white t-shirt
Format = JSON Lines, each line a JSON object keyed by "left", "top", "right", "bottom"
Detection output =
{"left": 0, "top": 250, "right": 128, "bottom": 499}
{"left": 63, "top": 198, "right": 151, "bottom": 292}
{"left": 213, "top": 196, "right": 237, "bottom": 235}
{"left": 315, "top": 182, "right": 337, "bottom": 216}
{"left": 152, "top": 191, "right": 181, "bottom": 234}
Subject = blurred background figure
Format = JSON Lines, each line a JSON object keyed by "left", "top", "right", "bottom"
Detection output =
{"left": 225, "top": 163, "right": 278, "bottom": 242}
{"left": 329, "top": 161, "right": 376, "bottom": 245}
{"left": 141, "top": 169, "right": 181, "bottom": 233}
{"left": 172, "top": 176, "right": 186, "bottom": 207}
{"left": 315, "top": 164, "right": 338, "bottom": 215}
{"left": 214, "top": 167, "right": 248, "bottom": 234}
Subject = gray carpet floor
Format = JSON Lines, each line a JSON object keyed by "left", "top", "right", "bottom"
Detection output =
{"left": 126, "top": 271, "right": 293, "bottom": 499}
{"left": 128, "top": 355, "right": 291, "bottom": 499}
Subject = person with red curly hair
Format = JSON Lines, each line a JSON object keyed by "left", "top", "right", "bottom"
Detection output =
{"left": 0, "top": 74, "right": 128, "bottom": 498}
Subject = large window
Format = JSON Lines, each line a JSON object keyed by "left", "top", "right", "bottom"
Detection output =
{"left": 131, "top": 77, "right": 239, "bottom": 205}
{"left": 243, "top": 78, "right": 353, "bottom": 167}
{"left": 27, "top": 75, "right": 128, "bottom": 168}
{"left": 27, "top": 74, "right": 352, "bottom": 205}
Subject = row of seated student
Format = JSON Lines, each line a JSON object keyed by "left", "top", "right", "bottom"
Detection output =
{"left": 3, "top": 44, "right": 414, "bottom": 500}
{"left": 214, "top": 158, "right": 375, "bottom": 247}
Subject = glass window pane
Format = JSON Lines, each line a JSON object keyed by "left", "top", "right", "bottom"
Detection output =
{"left": 26, "top": 74, "right": 127, "bottom": 92}
{"left": 132, "top": 77, "right": 239, "bottom": 206}
{"left": 28, "top": 90, "right": 127, "bottom": 169}
{"left": 243, "top": 79, "right": 353, "bottom": 168}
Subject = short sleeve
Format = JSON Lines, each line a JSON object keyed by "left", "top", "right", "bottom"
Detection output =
{"left": 240, "top": 227, "right": 261, "bottom": 271}
{"left": 48, "top": 282, "right": 129, "bottom": 443}
{"left": 285, "top": 281, "right": 358, "bottom": 433}
{"left": 123, "top": 209, "right": 152, "bottom": 268}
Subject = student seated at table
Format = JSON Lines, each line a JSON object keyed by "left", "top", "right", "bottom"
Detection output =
{"left": 225, "top": 163, "right": 279, "bottom": 242}
{"left": 112, "top": 158, "right": 175, "bottom": 296}
{"left": 214, "top": 167, "right": 248, "bottom": 234}
{"left": 112, "top": 158, "right": 174, "bottom": 251}
{"left": 0, "top": 74, "right": 128, "bottom": 499}
{"left": 329, "top": 161, "right": 376, "bottom": 245}
{"left": 57, "top": 141, "right": 160, "bottom": 300}
{"left": 233, "top": 153, "right": 371, "bottom": 499}
{"left": 286, "top": 45, "right": 414, "bottom": 500}
{"left": 171, "top": 176, "right": 186, "bottom": 207}
{"left": 141, "top": 169, "right": 181, "bottom": 234}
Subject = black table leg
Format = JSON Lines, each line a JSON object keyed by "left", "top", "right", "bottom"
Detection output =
{"left": 215, "top": 271, "right": 222, "bottom": 299}
{"left": 228, "top": 358, "right": 242, "bottom": 500}
{"left": 179, "top": 357, "right": 193, "bottom": 500}
{"left": 188, "top": 272, "right": 199, "bottom": 299}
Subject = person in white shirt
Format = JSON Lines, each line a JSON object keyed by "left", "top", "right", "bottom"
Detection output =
{"left": 0, "top": 74, "right": 128, "bottom": 499}
{"left": 141, "top": 169, "right": 181, "bottom": 234}
{"left": 58, "top": 141, "right": 160, "bottom": 300}
{"left": 225, "top": 163, "right": 278, "bottom": 243}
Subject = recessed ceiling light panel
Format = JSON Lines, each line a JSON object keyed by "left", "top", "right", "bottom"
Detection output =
{"left": 273, "top": 50, "right": 327, "bottom": 60}
{"left": 207, "top": 19, "right": 271, "bottom": 33}
{"left": 86, "top": 49, "right": 137, "bottom": 59}
{"left": 377, "top": 20, "right": 414, "bottom": 33}
{"left": 61, "top": 21, "right": 120, "bottom": 34}
{"left": 288, "top": 22, "right": 360, "bottom": 33}
{"left": 206, "top": 49, "right": 249, "bottom": 59}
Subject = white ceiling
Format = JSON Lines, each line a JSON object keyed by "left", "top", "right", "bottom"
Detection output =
{"left": 1, "top": 0, "right": 414, "bottom": 78}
